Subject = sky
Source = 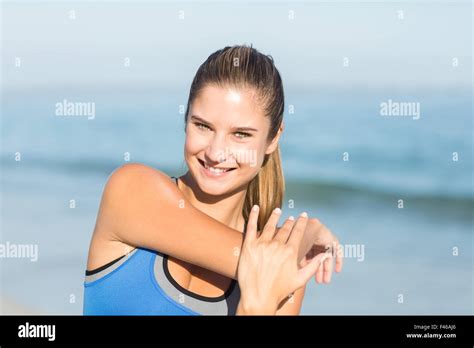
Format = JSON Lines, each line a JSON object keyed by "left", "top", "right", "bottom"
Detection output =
{"left": 2, "top": 1, "right": 471, "bottom": 92}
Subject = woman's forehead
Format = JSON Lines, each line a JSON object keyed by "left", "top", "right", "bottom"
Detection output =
{"left": 191, "top": 85, "right": 267, "bottom": 127}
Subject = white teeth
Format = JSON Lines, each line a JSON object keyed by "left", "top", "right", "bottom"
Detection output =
{"left": 203, "top": 162, "right": 229, "bottom": 173}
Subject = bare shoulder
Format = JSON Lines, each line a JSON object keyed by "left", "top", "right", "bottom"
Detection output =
{"left": 110, "top": 162, "right": 166, "bottom": 179}
{"left": 100, "top": 162, "right": 181, "bottom": 228}
{"left": 103, "top": 163, "right": 179, "bottom": 206}
{"left": 86, "top": 163, "right": 176, "bottom": 270}
{"left": 106, "top": 163, "right": 171, "bottom": 193}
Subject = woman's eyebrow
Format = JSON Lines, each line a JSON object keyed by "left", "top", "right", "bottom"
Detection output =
{"left": 233, "top": 126, "right": 258, "bottom": 132}
{"left": 190, "top": 115, "right": 213, "bottom": 126}
{"left": 191, "top": 115, "right": 258, "bottom": 132}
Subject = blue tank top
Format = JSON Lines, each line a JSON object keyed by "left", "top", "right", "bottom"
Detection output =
{"left": 83, "top": 247, "right": 240, "bottom": 315}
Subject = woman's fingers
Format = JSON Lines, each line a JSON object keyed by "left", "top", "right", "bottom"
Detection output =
{"left": 297, "top": 253, "right": 329, "bottom": 288}
{"left": 245, "top": 205, "right": 260, "bottom": 242}
{"left": 323, "top": 254, "right": 333, "bottom": 283}
{"left": 273, "top": 216, "right": 295, "bottom": 243}
{"left": 299, "top": 256, "right": 309, "bottom": 268}
{"left": 316, "top": 258, "right": 324, "bottom": 283}
{"left": 287, "top": 212, "right": 309, "bottom": 248}
{"left": 259, "top": 207, "right": 282, "bottom": 241}
{"left": 335, "top": 239, "right": 344, "bottom": 273}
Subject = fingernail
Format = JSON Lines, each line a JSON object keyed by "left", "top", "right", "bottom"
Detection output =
{"left": 252, "top": 205, "right": 259, "bottom": 212}
{"left": 288, "top": 215, "right": 295, "bottom": 221}
{"left": 274, "top": 207, "right": 281, "bottom": 214}
{"left": 300, "top": 212, "right": 308, "bottom": 218}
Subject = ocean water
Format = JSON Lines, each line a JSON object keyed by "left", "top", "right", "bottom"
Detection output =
{"left": 0, "top": 87, "right": 472, "bottom": 315}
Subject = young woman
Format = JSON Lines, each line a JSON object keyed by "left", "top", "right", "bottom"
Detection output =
{"left": 83, "top": 45, "right": 343, "bottom": 315}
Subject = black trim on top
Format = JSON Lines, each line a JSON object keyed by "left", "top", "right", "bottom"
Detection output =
{"left": 85, "top": 254, "right": 126, "bottom": 276}
{"left": 171, "top": 176, "right": 178, "bottom": 186}
{"left": 162, "top": 255, "right": 237, "bottom": 303}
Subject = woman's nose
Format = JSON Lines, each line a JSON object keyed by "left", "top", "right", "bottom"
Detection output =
{"left": 205, "top": 134, "right": 228, "bottom": 164}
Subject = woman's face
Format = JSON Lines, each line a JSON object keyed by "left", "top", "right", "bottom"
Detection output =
{"left": 184, "top": 84, "right": 281, "bottom": 196}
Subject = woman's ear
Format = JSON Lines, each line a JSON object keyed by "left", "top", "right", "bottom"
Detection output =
{"left": 265, "top": 122, "right": 284, "bottom": 155}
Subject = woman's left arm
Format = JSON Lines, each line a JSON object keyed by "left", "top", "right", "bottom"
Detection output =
{"left": 275, "top": 286, "right": 306, "bottom": 315}
{"left": 302, "top": 218, "right": 343, "bottom": 284}
{"left": 275, "top": 218, "right": 342, "bottom": 315}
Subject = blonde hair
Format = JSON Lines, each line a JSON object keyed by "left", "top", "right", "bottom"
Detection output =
{"left": 184, "top": 44, "right": 285, "bottom": 231}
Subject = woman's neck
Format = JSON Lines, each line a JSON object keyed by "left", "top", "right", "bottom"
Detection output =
{"left": 178, "top": 172, "right": 247, "bottom": 232}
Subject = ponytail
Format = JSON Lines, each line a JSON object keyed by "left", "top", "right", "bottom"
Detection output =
{"left": 243, "top": 145, "right": 285, "bottom": 231}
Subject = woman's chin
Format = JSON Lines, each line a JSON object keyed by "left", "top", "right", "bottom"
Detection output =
{"left": 196, "top": 178, "right": 233, "bottom": 196}
{"left": 190, "top": 170, "right": 238, "bottom": 196}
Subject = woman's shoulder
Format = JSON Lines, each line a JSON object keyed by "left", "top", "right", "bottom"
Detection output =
{"left": 89, "top": 163, "right": 178, "bottom": 260}
{"left": 108, "top": 162, "right": 168, "bottom": 183}
{"left": 105, "top": 163, "right": 174, "bottom": 195}
{"left": 89, "top": 163, "right": 170, "bottom": 270}
{"left": 100, "top": 163, "right": 181, "bottom": 221}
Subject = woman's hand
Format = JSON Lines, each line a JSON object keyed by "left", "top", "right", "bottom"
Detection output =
{"left": 301, "top": 218, "right": 343, "bottom": 284}
{"left": 236, "top": 205, "right": 329, "bottom": 315}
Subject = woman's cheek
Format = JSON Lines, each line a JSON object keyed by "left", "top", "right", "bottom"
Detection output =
{"left": 185, "top": 132, "right": 208, "bottom": 154}
{"left": 233, "top": 142, "right": 265, "bottom": 172}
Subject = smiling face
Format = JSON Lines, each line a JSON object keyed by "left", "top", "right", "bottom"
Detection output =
{"left": 184, "top": 84, "right": 282, "bottom": 196}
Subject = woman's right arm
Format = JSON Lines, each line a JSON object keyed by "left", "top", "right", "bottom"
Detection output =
{"left": 95, "top": 163, "right": 244, "bottom": 279}
{"left": 93, "top": 163, "right": 326, "bottom": 280}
